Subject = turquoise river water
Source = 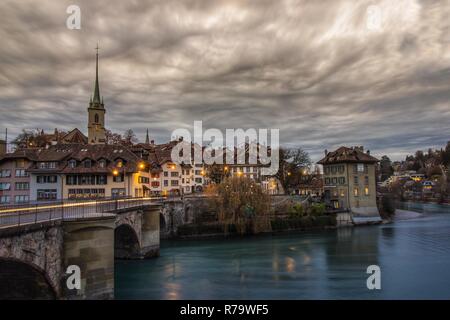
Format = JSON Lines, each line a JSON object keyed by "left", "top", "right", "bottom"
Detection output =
{"left": 115, "top": 202, "right": 450, "bottom": 299}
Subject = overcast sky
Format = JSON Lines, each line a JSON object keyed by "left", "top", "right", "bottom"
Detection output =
{"left": 0, "top": 0, "right": 449, "bottom": 161}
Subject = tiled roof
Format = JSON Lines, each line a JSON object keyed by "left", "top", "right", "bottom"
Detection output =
{"left": 317, "top": 146, "right": 378, "bottom": 164}
{"left": 0, "top": 149, "right": 41, "bottom": 162}
{"left": 27, "top": 144, "right": 147, "bottom": 174}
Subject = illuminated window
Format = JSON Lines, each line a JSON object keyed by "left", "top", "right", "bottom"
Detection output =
{"left": 354, "top": 188, "right": 359, "bottom": 197}
{"left": 364, "top": 187, "right": 369, "bottom": 196}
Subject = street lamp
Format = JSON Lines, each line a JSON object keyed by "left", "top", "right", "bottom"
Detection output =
{"left": 113, "top": 168, "right": 126, "bottom": 197}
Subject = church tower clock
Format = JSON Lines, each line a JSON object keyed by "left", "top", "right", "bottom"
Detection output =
{"left": 87, "top": 45, "right": 106, "bottom": 144}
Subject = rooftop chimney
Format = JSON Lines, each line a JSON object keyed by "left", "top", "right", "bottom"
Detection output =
{"left": 367, "top": 150, "right": 370, "bottom": 155}
{"left": 324, "top": 149, "right": 328, "bottom": 156}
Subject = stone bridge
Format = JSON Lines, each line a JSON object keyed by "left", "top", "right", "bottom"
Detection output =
{"left": 0, "top": 204, "right": 160, "bottom": 300}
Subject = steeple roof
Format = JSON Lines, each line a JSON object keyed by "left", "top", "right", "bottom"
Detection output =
{"left": 92, "top": 44, "right": 102, "bottom": 106}
{"left": 145, "top": 129, "right": 150, "bottom": 144}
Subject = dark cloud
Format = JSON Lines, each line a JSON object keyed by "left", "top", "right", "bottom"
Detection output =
{"left": 0, "top": 0, "right": 449, "bottom": 161}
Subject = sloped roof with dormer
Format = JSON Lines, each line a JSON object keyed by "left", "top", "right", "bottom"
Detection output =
{"left": 26, "top": 144, "right": 148, "bottom": 174}
{"left": 317, "top": 146, "right": 379, "bottom": 165}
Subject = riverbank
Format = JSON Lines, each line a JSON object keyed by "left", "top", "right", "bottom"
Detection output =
{"left": 172, "top": 215, "right": 336, "bottom": 240}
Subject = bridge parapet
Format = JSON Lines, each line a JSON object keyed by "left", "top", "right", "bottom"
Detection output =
{"left": 0, "top": 201, "right": 161, "bottom": 299}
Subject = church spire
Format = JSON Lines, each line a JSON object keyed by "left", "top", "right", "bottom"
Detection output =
{"left": 93, "top": 44, "right": 101, "bottom": 104}
{"left": 145, "top": 129, "right": 150, "bottom": 144}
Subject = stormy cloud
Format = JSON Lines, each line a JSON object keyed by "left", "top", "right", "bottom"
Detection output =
{"left": 0, "top": 0, "right": 449, "bottom": 161}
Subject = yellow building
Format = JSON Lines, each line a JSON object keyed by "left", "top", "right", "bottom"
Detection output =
{"left": 318, "top": 146, "right": 381, "bottom": 224}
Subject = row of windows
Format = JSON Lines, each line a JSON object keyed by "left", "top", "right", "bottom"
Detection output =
{"left": 324, "top": 165, "right": 345, "bottom": 175}
{"left": 15, "top": 195, "right": 29, "bottom": 203}
{"left": 353, "top": 176, "right": 370, "bottom": 185}
{"left": 138, "top": 176, "right": 149, "bottom": 184}
{"left": 1, "top": 182, "right": 30, "bottom": 191}
{"left": 329, "top": 187, "right": 370, "bottom": 198}
{"left": 15, "top": 182, "right": 29, "bottom": 190}
{"left": 38, "top": 162, "right": 57, "bottom": 169}
{"left": 163, "top": 171, "right": 179, "bottom": 177}
{"left": 37, "top": 189, "right": 57, "bottom": 201}
{"left": 0, "top": 169, "right": 29, "bottom": 178}
{"left": 325, "top": 177, "right": 346, "bottom": 185}
{"left": 37, "top": 175, "right": 57, "bottom": 183}
{"left": 353, "top": 164, "right": 369, "bottom": 174}
{"left": 113, "top": 174, "right": 124, "bottom": 183}
{"left": 0, "top": 195, "right": 29, "bottom": 203}
{"left": 163, "top": 180, "right": 179, "bottom": 187}
{"left": 0, "top": 183, "right": 10, "bottom": 191}
{"left": 111, "top": 188, "right": 126, "bottom": 197}
{"left": 68, "top": 188, "right": 106, "bottom": 199}
{"left": 180, "top": 177, "right": 203, "bottom": 184}
{"left": 354, "top": 187, "right": 370, "bottom": 197}
{"left": 163, "top": 170, "right": 205, "bottom": 177}
{"left": 66, "top": 175, "right": 108, "bottom": 185}
{"left": 325, "top": 176, "right": 370, "bottom": 185}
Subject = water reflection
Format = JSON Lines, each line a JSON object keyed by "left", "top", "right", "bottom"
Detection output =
{"left": 116, "top": 203, "right": 450, "bottom": 299}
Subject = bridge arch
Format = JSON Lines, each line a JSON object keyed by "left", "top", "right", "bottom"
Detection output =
{"left": 114, "top": 224, "right": 141, "bottom": 259}
{"left": 0, "top": 258, "right": 57, "bottom": 300}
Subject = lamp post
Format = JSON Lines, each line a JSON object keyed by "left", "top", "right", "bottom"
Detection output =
{"left": 113, "top": 167, "right": 126, "bottom": 198}
{"left": 138, "top": 162, "right": 146, "bottom": 197}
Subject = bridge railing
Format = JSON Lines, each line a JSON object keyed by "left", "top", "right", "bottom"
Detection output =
{"left": 0, "top": 196, "right": 164, "bottom": 229}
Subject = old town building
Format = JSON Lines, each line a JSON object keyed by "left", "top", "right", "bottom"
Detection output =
{"left": 318, "top": 146, "right": 381, "bottom": 223}
{"left": 0, "top": 149, "right": 39, "bottom": 204}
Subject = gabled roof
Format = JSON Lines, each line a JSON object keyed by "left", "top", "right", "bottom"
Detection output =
{"left": 61, "top": 128, "right": 88, "bottom": 144}
{"left": 317, "top": 146, "right": 378, "bottom": 165}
